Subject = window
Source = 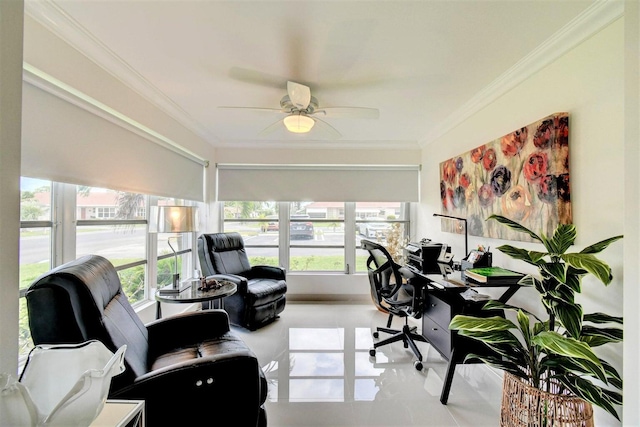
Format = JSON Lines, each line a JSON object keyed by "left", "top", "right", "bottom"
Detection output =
{"left": 76, "top": 186, "right": 148, "bottom": 303}
{"left": 17, "top": 177, "right": 201, "bottom": 360}
{"left": 222, "top": 201, "right": 410, "bottom": 274}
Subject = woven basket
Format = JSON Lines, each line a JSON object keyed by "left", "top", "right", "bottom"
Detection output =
{"left": 500, "top": 372, "right": 594, "bottom": 427}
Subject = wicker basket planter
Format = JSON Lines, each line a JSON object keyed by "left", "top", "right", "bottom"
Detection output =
{"left": 500, "top": 372, "right": 594, "bottom": 427}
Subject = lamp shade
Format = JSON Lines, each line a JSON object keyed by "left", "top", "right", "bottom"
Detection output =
{"left": 283, "top": 113, "right": 315, "bottom": 133}
{"left": 150, "top": 206, "right": 198, "bottom": 233}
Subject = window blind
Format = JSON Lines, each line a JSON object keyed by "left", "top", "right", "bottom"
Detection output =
{"left": 21, "top": 75, "right": 206, "bottom": 201}
{"left": 217, "top": 164, "right": 420, "bottom": 202}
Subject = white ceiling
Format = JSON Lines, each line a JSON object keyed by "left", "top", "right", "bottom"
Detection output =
{"left": 26, "top": 0, "right": 598, "bottom": 149}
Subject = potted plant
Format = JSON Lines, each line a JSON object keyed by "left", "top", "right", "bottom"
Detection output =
{"left": 449, "top": 214, "right": 623, "bottom": 425}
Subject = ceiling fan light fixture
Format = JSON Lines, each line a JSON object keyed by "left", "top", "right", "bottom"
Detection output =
{"left": 283, "top": 113, "right": 314, "bottom": 133}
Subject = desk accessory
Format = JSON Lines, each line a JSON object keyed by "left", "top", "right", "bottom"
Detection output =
{"left": 463, "top": 266, "right": 524, "bottom": 284}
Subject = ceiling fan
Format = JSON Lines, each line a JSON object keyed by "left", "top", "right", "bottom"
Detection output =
{"left": 219, "top": 81, "right": 379, "bottom": 138}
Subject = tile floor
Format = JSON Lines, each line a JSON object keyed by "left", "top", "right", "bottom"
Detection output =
{"left": 232, "top": 302, "right": 504, "bottom": 427}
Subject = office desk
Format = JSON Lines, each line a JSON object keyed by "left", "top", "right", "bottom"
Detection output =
{"left": 405, "top": 268, "right": 523, "bottom": 404}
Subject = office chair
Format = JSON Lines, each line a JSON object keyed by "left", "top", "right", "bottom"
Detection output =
{"left": 362, "top": 239, "right": 429, "bottom": 370}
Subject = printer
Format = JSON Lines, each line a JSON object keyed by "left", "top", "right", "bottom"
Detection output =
{"left": 404, "top": 240, "right": 452, "bottom": 275}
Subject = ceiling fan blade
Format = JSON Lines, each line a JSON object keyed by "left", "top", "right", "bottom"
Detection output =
{"left": 218, "top": 106, "right": 283, "bottom": 113}
{"left": 287, "top": 81, "right": 311, "bottom": 110}
{"left": 258, "top": 118, "right": 285, "bottom": 137}
{"left": 314, "top": 107, "right": 379, "bottom": 119}
{"left": 312, "top": 116, "right": 341, "bottom": 139}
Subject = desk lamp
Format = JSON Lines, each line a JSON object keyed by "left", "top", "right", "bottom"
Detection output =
{"left": 152, "top": 206, "right": 198, "bottom": 289}
{"left": 433, "top": 213, "right": 468, "bottom": 260}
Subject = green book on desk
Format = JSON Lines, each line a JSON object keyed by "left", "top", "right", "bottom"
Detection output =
{"left": 464, "top": 267, "right": 525, "bottom": 284}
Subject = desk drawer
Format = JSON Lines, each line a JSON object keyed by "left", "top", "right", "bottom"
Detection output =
{"left": 424, "top": 293, "right": 452, "bottom": 328}
{"left": 422, "top": 315, "right": 451, "bottom": 359}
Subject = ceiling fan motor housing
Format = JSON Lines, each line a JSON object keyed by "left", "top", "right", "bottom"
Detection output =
{"left": 280, "top": 95, "right": 319, "bottom": 114}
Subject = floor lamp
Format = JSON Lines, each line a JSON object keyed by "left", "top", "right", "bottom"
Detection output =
{"left": 152, "top": 206, "right": 198, "bottom": 290}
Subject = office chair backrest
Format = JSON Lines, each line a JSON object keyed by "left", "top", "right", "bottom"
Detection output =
{"left": 361, "top": 239, "right": 405, "bottom": 312}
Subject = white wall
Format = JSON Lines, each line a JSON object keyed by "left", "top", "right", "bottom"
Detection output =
{"left": 419, "top": 18, "right": 625, "bottom": 426}
{"left": 0, "top": 0, "right": 24, "bottom": 377}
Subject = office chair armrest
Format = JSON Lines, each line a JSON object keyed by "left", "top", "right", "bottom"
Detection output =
{"left": 204, "top": 273, "right": 249, "bottom": 293}
{"left": 245, "top": 265, "right": 286, "bottom": 280}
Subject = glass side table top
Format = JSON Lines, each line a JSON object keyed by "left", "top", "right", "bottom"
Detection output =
{"left": 155, "top": 280, "right": 237, "bottom": 304}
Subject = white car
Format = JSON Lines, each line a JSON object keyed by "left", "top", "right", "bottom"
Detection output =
{"left": 358, "top": 222, "right": 392, "bottom": 239}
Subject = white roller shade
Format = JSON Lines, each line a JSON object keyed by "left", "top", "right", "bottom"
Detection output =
{"left": 217, "top": 164, "right": 420, "bottom": 202}
{"left": 21, "top": 72, "right": 206, "bottom": 201}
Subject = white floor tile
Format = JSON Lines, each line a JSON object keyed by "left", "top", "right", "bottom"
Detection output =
{"left": 232, "top": 302, "right": 502, "bottom": 426}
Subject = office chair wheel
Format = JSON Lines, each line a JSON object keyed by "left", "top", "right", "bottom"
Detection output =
{"left": 369, "top": 348, "right": 376, "bottom": 357}
{"left": 373, "top": 332, "right": 379, "bottom": 339}
{"left": 414, "top": 360, "right": 423, "bottom": 371}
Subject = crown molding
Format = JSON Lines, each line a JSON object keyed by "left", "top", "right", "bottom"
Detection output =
{"left": 24, "top": 0, "right": 217, "bottom": 146}
{"left": 212, "top": 139, "right": 421, "bottom": 150}
{"left": 420, "top": 0, "right": 625, "bottom": 147}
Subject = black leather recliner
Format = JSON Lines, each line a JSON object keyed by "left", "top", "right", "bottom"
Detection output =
{"left": 198, "top": 232, "right": 287, "bottom": 330}
{"left": 25, "top": 255, "right": 268, "bottom": 426}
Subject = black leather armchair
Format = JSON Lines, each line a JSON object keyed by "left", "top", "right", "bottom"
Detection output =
{"left": 25, "top": 255, "right": 268, "bottom": 426}
{"left": 198, "top": 232, "right": 287, "bottom": 330}
{"left": 362, "top": 239, "right": 429, "bottom": 370}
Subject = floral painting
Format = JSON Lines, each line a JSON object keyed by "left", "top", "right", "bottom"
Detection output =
{"left": 438, "top": 112, "right": 571, "bottom": 242}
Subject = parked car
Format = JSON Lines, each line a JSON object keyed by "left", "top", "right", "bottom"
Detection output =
{"left": 290, "top": 215, "right": 314, "bottom": 240}
{"left": 261, "top": 217, "right": 279, "bottom": 232}
{"left": 358, "top": 222, "right": 392, "bottom": 239}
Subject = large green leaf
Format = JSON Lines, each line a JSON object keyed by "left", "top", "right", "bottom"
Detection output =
{"left": 557, "top": 375, "right": 621, "bottom": 421}
{"left": 449, "top": 315, "right": 515, "bottom": 332}
{"left": 541, "top": 262, "right": 567, "bottom": 285}
{"left": 551, "top": 224, "right": 577, "bottom": 255}
{"left": 533, "top": 332, "right": 605, "bottom": 378}
{"left": 580, "top": 235, "right": 623, "bottom": 254}
{"left": 517, "top": 309, "right": 532, "bottom": 346}
{"left": 495, "top": 245, "right": 540, "bottom": 265}
{"left": 552, "top": 302, "right": 583, "bottom": 339}
{"left": 584, "top": 312, "right": 623, "bottom": 325}
{"left": 561, "top": 253, "right": 613, "bottom": 284}
{"left": 580, "top": 326, "right": 623, "bottom": 347}
{"left": 487, "top": 215, "right": 542, "bottom": 242}
{"left": 463, "top": 353, "right": 527, "bottom": 379}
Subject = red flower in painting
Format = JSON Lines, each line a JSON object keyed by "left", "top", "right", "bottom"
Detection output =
{"left": 459, "top": 173, "right": 471, "bottom": 189}
{"left": 442, "top": 187, "right": 455, "bottom": 211}
{"left": 501, "top": 127, "right": 528, "bottom": 157}
{"left": 442, "top": 159, "right": 457, "bottom": 184}
{"left": 482, "top": 148, "right": 497, "bottom": 171}
{"left": 471, "top": 146, "right": 485, "bottom": 163}
{"left": 533, "top": 119, "right": 553, "bottom": 148}
{"left": 523, "top": 152, "right": 548, "bottom": 182}
{"left": 477, "top": 183, "right": 494, "bottom": 207}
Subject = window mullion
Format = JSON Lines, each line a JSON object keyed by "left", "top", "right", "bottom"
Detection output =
{"left": 344, "top": 203, "right": 356, "bottom": 274}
